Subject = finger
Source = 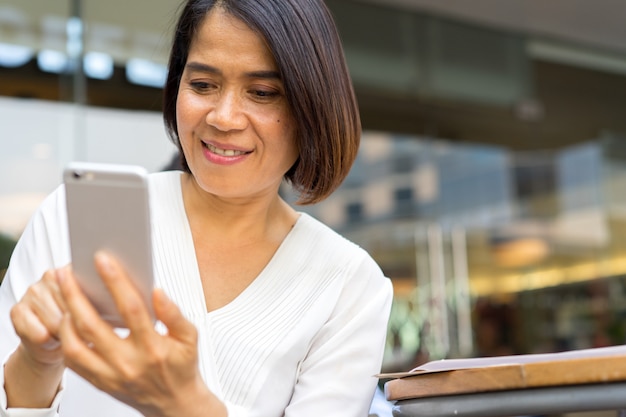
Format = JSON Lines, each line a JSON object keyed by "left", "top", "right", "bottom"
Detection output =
{"left": 27, "top": 271, "right": 66, "bottom": 337}
{"left": 13, "top": 269, "right": 64, "bottom": 340}
{"left": 10, "top": 303, "right": 60, "bottom": 351}
{"left": 94, "top": 251, "right": 153, "bottom": 337}
{"left": 58, "top": 312, "right": 118, "bottom": 391}
{"left": 50, "top": 267, "right": 70, "bottom": 312}
{"left": 57, "top": 266, "right": 118, "bottom": 350}
{"left": 153, "top": 289, "right": 197, "bottom": 345}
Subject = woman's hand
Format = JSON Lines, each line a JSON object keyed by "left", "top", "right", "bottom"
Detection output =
{"left": 6, "top": 268, "right": 68, "bottom": 407}
{"left": 56, "top": 251, "right": 226, "bottom": 417}
{"left": 10, "top": 268, "right": 67, "bottom": 365}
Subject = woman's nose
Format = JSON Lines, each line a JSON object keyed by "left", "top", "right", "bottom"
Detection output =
{"left": 205, "top": 91, "right": 247, "bottom": 131}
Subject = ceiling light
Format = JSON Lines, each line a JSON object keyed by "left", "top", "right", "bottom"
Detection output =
{"left": 37, "top": 49, "right": 68, "bottom": 73}
{"left": 84, "top": 51, "right": 114, "bottom": 79}
{"left": 126, "top": 58, "right": 166, "bottom": 88}
{"left": 0, "top": 43, "right": 33, "bottom": 68}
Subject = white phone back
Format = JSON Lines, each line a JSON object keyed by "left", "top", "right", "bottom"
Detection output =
{"left": 64, "top": 162, "right": 154, "bottom": 327}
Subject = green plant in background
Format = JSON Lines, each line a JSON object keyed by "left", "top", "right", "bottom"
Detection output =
{"left": 0, "top": 233, "right": 17, "bottom": 284}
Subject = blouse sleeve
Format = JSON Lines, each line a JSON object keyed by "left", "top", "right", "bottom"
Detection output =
{"left": 0, "top": 186, "right": 70, "bottom": 417}
{"left": 284, "top": 255, "right": 393, "bottom": 417}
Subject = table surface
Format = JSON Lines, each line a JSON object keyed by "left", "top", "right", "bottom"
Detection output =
{"left": 383, "top": 346, "right": 626, "bottom": 417}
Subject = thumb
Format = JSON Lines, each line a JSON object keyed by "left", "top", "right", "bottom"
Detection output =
{"left": 153, "top": 288, "right": 197, "bottom": 344}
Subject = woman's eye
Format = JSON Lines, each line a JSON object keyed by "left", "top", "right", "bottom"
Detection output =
{"left": 251, "top": 89, "right": 279, "bottom": 100}
{"left": 190, "top": 81, "right": 213, "bottom": 91}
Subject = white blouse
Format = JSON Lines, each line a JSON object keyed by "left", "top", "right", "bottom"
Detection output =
{"left": 0, "top": 171, "right": 393, "bottom": 417}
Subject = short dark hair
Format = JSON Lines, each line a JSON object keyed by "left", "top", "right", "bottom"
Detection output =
{"left": 163, "top": 0, "right": 361, "bottom": 205}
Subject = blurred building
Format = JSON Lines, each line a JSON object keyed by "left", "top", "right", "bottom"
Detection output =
{"left": 2, "top": 0, "right": 626, "bottom": 368}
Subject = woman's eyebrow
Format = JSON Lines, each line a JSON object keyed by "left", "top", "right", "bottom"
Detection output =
{"left": 245, "top": 70, "right": 281, "bottom": 80}
{"left": 185, "top": 62, "right": 220, "bottom": 74}
{"left": 185, "top": 62, "right": 281, "bottom": 80}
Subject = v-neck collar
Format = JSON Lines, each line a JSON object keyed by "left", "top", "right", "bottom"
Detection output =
{"left": 153, "top": 171, "right": 306, "bottom": 318}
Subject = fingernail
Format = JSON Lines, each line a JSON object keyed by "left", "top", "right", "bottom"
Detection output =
{"left": 95, "top": 251, "right": 113, "bottom": 274}
{"left": 154, "top": 288, "right": 165, "bottom": 305}
{"left": 56, "top": 267, "right": 66, "bottom": 285}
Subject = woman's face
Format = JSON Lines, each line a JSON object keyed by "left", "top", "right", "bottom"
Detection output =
{"left": 176, "top": 8, "right": 298, "bottom": 201}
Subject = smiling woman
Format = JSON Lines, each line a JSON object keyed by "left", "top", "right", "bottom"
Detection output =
{"left": 164, "top": 0, "right": 361, "bottom": 205}
{"left": 174, "top": 8, "right": 300, "bottom": 204}
{"left": 0, "top": 1, "right": 393, "bottom": 417}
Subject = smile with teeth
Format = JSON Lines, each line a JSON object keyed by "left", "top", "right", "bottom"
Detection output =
{"left": 204, "top": 142, "right": 249, "bottom": 157}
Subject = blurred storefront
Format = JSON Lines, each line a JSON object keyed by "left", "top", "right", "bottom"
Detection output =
{"left": 2, "top": 0, "right": 626, "bottom": 373}
{"left": 288, "top": 132, "right": 626, "bottom": 371}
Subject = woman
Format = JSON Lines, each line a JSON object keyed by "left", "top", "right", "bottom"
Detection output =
{"left": 0, "top": 0, "right": 393, "bottom": 416}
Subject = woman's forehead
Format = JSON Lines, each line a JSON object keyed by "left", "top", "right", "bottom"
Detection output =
{"left": 186, "top": 9, "right": 278, "bottom": 73}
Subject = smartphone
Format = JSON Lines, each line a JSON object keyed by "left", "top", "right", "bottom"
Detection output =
{"left": 64, "top": 162, "right": 154, "bottom": 327}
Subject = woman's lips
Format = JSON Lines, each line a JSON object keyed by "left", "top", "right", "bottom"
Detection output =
{"left": 201, "top": 141, "right": 251, "bottom": 165}
{"left": 204, "top": 142, "right": 249, "bottom": 156}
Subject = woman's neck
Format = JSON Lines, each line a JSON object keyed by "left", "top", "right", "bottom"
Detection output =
{"left": 180, "top": 173, "right": 298, "bottom": 245}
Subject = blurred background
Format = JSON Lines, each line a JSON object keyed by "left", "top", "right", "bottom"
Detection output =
{"left": 1, "top": 0, "right": 626, "bottom": 373}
